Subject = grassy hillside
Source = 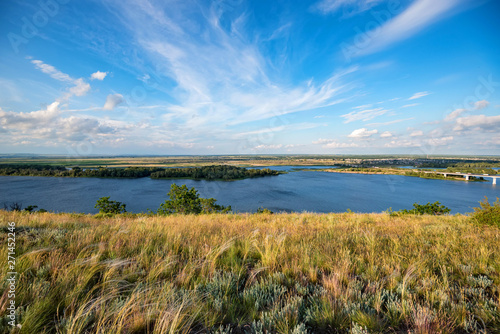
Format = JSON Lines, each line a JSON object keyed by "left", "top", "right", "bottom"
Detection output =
{"left": 0, "top": 211, "right": 499, "bottom": 333}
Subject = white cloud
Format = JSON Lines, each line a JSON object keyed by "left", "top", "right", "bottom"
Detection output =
{"left": 380, "top": 131, "right": 393, "bottom": 138}
{"left": 253, "top": 144, "right": 283, "bottom": 150}
{"left": 90, "top": 71, "right": 108, "bottom": 81}
{"left": 385, "top": 139, "right": 420, "bottom": 148}
{"left": 444, "top": 108, "right": 466, "bottom": 121}
{"left": 348, "top": 128, "right": 378, "bottom": 138}
{"left": 312, "top": 138, "right": 358, "bottom": 148}
{"left": 444, "top": 101, "right": 490, "bottom": 122}
{"left": 367, "top": 117, "right": 414, "bottom": 127}
{"left": 31, "top": 60, "right": 73, "bottom": 82}
{"left": 68, "top": 78, "right": 91, "bottom": 97}
{"left": 0, "top": 102, "right": 61, "bottom": 130}
{"left": 356, "top": 0, "right": 464, "bottom": 55}
{"left": 454, "top": 115, "right": 500, "bottom": 131}
{"left": 427, "top": 136, "right": 454, "bottom": 146}
{"left": 315, "top": 0, "right": 382, "bottom": 15}
{"left": 104, "top": 0, "right": 358, "bottom": 133}
{"left": 0, "top": 103, "right": 115, "bottom": 143}
{"left": 401, "top": 103, "right": 420, "bottom": 108}
{"left": 31, "top": 59, "right": 91, "bottom": 100}
{"left": 103, "top": 94, "right": 125, "bottom": 110}
{"left": 408, "top": 91, "right": 430, "bottom": 100}
{"left": 474, "top": 100, "right": 489, "bottom": 110}
{"left": 324, "top": 141, "right": 358, "bottom": 148}
{"left": 410, "top": 130, "right": 423, "bottom": 137}
{"left": 341, "top": 107, "right": 387, "bottom": 123}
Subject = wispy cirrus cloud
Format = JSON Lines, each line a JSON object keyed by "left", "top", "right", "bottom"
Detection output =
{"left": 408, "top": 91, "right": 430, "bottom": 100}
{"left": 314, "top": 0, "right": 382, "bottom": 16}
{"left": 366, "top": 117, "right": 414, "bottom": 127}
{"left": 341, "top": 107, "right": 387, "bottom": 123}
{"left": 31, "top": 59, "right": 91, "bottom": 100}
{"left": 103, "top": 0, "right": 357, "bottom": 137}
{"left": 356, "top": 0, "right": 465, "bottom": 56}
{"left": 401, "top": 103, "right": 420, "bottom": 108}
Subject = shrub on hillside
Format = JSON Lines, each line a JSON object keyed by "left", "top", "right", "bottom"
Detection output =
{"left": 94, "top": 196, "right": 127, "bottom": 214}
{"left": 389, "top": 201, "right": 450, "bottom": 216}
{"left": 157, "top": 183, "right": 231, "bottom": 215}
{"left": 471, "top": 197, "right": 500, "bottom": 227}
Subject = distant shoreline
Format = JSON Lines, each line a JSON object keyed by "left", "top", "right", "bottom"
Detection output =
{"left": 314, "top": 168, "right": 486, "bottom": 182}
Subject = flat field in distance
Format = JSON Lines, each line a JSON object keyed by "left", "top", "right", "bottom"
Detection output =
{"left": 1, "top": 211, "right": 499, "bottom": 333}
{"left": 1, "top": 154, "right": 499, "bottom": 168}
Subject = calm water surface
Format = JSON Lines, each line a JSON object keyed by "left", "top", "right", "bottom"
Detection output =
{"left": 1, "top": 168, "right": 498, "bottom": 214}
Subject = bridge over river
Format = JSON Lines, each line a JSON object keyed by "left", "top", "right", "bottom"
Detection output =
{"left": 422, "top": 171, "right": 499, "bottom": 184}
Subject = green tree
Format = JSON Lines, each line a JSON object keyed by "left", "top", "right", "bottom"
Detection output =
{"left": 157, "top": 184, "right": 231, "bottom": 215}
{"left": 24, "top": 205, "right": 38, "bottom": 212}
{"left": 94, "top": 196, "right": 127, "bottom": 214}
{"left": 391, "top": 201, "right": 450, "bottom": 216}
{"left": 200, "top": 198, "right": 231, "bottom": 214}
{"left": 471, "top": 197, "right": 500, "bottom": 227}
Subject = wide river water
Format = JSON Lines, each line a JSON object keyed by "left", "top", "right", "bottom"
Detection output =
{"left": 1, "top": 166, "right": 499, "bottom": 214}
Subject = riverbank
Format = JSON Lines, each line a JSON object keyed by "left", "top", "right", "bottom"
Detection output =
{"left": 319, "top": 167, "right": 485, "bottom": 182}
{"left": 1, "top": 211, "right": 498, "bottom": 333}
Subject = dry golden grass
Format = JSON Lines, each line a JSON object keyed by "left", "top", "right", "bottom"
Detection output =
{"left": 0, "top": 211, "right": 498, "bottom": 333}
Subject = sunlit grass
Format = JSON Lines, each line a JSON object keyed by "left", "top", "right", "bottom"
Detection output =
{"left": 0, "top": 211, "right": 498, "bottom": 333}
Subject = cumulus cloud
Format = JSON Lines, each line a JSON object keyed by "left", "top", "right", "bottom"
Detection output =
{"left": 380, "top": 131, "right": 393, "bottom": 138}
{"left": 0, "top": 102, "right": 61, "bottom": 130}
{"left": 324, "top": 141, "right": 358, "bottom": 148}
{"left": 410, "top": 130, "right": 423, "bottom": 137}
{"left": 90, "top": 71, "right": 108, "bottom": 80}
{"left": 408, "top": 91, "right": 430, "bottom": 100}
{"left": 341, "top": 107, "right": 387, "bottom": 123}
{"left": 427, "top": 136, "right": 454, "bottom": 146}
{"left": 474, "top": 100, "right": 489, "bottom": 110}
{"left": 253, "top": 144, "right": 283, "bottom": 150}
{"left": 444, "top": 108, "right": 466, "bottom": 121}
{"left": 385, "top": 139, "right": 420, "bottom": 148}
{"left": 103, "top": 94, "right": 125, "bottom": 110}
{"left": 68, "top": 78, "right": 91, "bottom": 97}
{"left": 0, "top": 103, "right": 115, "bottom": 143}
{"left": 348, "top": 128, "right": 378, "bottom": 138}
{"left": 312, "top": 138, "right": 358, "bottom": 148}
{"left": 454, "top": 115, "right": 500, "bottom": 131}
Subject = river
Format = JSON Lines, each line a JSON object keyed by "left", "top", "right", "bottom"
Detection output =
{"left": 1, "top": 167, "right": 498, "bottom": 214}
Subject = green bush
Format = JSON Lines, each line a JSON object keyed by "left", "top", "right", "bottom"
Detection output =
{"left": 256, "top": 207, "right": 274, "bottom": 214}
{"left": 94, "top": 196, "right": 127, "bottom": 214}
{"left": 157, "top": 184, "right": 231, "bottom": 215}
{"left": 390, "top": 201, "right": 450, "bottom": 216}
{"left": 471, "top": 197, "right": 500, "bottom": 227}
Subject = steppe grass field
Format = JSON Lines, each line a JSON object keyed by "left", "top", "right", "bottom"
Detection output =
{"left": 0, "top": 211, "right": 499, "bottom": 333}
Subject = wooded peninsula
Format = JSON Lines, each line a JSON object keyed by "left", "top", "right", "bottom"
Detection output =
{"left": 0, "top": 164, "right": 283, "bottom": 181}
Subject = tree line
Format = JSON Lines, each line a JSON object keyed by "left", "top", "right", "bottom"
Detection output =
{"left": 150, "top": 165, "right": 281, "bottom": 180}
{"left": 0, "top": 164, "right": 282, "bottom": 180}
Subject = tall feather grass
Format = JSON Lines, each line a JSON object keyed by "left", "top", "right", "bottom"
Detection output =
{"left": 0, "top": 211, "right": 498, "bottom": 333}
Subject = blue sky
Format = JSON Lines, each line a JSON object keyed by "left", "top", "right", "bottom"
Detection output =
{"left": 0, "top": 0, "right": 499, "bottom": 155}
